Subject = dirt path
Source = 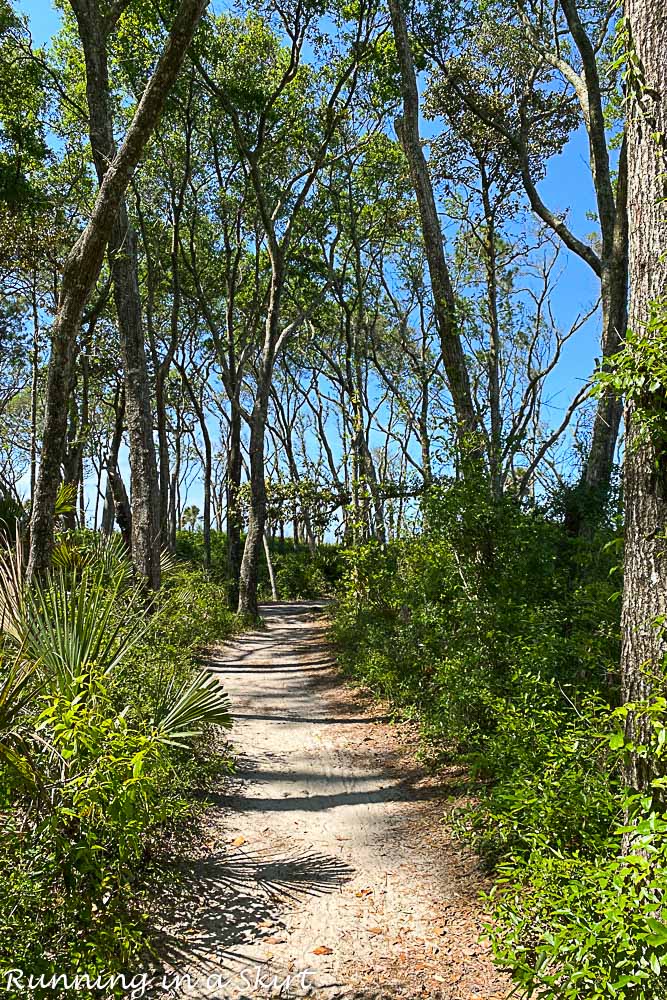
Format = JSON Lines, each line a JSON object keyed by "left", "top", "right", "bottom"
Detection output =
{"left": 153, "top": 602, "right": 509, "bottom": 999}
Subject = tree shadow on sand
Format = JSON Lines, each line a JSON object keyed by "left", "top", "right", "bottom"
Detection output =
{"left": 147, "top": 846, "right": 355, "bottom": 984}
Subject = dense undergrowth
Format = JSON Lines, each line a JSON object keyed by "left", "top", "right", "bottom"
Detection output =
{"left": 0, "top": 530, "right": 236, "bottom": 995}
{"left": 333, "top": 481, "right": 667, "bottom": 999}
{"left": 175, "top": 530, "right": 344, "bottom": 600}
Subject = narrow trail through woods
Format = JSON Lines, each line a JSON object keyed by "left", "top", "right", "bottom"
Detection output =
{"left": 154, "top": 603, "right": 508, "bottom": 999}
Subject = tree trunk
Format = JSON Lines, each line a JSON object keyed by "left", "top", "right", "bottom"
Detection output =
{"left": 480, "top": 171, "right": 503, "bottom": 499}
{"left": 556, "top": 0, "right": 629, "bottom": 502}
{"left": 71, "top": 1, "right": 165, "bottom": 588}
{"left": 108, "top": 467, "right": 132, "bottom": 552}
{"left": 388, "top": 0, "right": 478, "bottom": 453}
{"left": 238, "top": 399, "right": 268, "bottom": 617}
{"left": 28, "top": 0, "right": 208, "bottom": 580}
{"left": 621, "top": 0, "right": 667, "bottom": 794}
{"left": 226, "top": 404, "right": 243, "bottom": 606}
{"left": 582, "top": 136, "right": 629, "bottom": 499}
{"left": 263, "top": 529, "right": 278, "bottom": 601}
{"left": 155, "top": 375, "right": 171, "bottom": 548}
{"left": 102, "top": 388, "right": 125, "bottom": 535}
{"left": 29, "top": 276, "right": 40, "bottom": 504}
{"left": 238, "top": 261, "right": 281, "bottom": 619}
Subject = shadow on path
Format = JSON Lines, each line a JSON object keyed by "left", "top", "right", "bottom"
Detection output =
{"left": 151, "top": 846, "right": 354, "bottom": 977}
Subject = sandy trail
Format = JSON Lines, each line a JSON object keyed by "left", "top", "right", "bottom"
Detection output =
{"left": 153, "top": 602, "right": 508, "bottom": 1000}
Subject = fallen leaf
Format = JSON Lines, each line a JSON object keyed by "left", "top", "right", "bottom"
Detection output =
{"left": 231, "top": 836, "right": 246, "bottom": 847}
{"left": 367, "top": 927, "right": 383, "bottom": 936}
{"left": 312, "top": 946, "right": 334, "bottom": 956}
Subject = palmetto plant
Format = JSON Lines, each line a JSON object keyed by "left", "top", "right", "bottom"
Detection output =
{"left": 0, "top": 652, "right": 43, "bottom": 788}
{"left": 21, "top": 567, "right": 150, "bottom": 698}
{"left": 0, "top": 533, "right": 233, "bottom": 787}
{"left": 51, "top": 531, "right": 133, "bottom": 586}
{"left": 152, "top": 669, "right": 232, "bottom": 748}
{"left": 0, "top": 534, "right": 26, "bottom": 641}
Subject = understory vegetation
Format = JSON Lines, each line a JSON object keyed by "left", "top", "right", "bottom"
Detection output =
{"left": 0, "top": 530, "right": 235, "bottom": 989}
{"left": 175, "top": 531, "right": 344, "bottom": 601}
{"left": 333, "top": 482, "right": 667, "bottom": 999}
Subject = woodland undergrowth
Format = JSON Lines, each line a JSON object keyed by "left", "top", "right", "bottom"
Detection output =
{"left": 333, "top": 481, "right": 667, "bottom": 999}
{"left": 0, "top": 529, "right": 236, "bottom": 995}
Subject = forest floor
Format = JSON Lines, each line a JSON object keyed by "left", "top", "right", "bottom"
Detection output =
{"left": 150, "top": 602, "right": 510, "bottom": 1000}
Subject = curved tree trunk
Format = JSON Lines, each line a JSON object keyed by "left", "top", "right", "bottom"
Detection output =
{"left": 28, "top": 0, "right": 207, "bottom": 581}
{"left": 28, "top": 0, "right": 208, "bottom": 577}
{"left": 388, "top": 0, "right": 478, "bottom": 456}
{"left": 72, "top": 1, "right": 164, "bottom": 588}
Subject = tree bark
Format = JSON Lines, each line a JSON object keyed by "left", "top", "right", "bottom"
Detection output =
{"left": 263, "top": 529, "right": 278, "bottom": 601}
{"left": 238, "top": 372, "right": 271, "bottom": 617}
{"left": 27, "top": 0, "right": 208, "bottom": 580}
{"left": 70, "top": 0, "right": 169, "bottom": 588}
{"left": 388, "top": 0, "right": 478, "bottom": 453}
{"left": 582, "top": 135, "right": 628, "bottom": 499}
{"left": 226, "top": 403, "right": 243, "bottom": 606}
{"left": 108, "top": 466, "right": 132, "bottom": 552}
{"left": 102, "top": 386, "right": 125, "bottom": 535}
{"left": 29, "top": 275, "right": 40, "bottom": 504}
{"left": 621, "top": 0, "right": 667, "bottom": 794}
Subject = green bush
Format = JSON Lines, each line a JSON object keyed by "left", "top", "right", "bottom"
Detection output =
{"left": 332, "top": 479, "right": 636, "bottom": 996}
{"left": 490, "top": 807, "right": 667, "bottom": 999}
{"left": 175, "top": 528, "right": 344, "bottom": 600}
{"left": 0, "top": 535, "right": 236, "bottom": 991}
{"left": 268, "top": 543, "right": 343, "bottom": 599}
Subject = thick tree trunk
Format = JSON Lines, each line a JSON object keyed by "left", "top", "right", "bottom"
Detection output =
{"left": 28, "top": 0, "right": 208, "bottom": 580}
{"left": 621, "top": 0, "right": 667, "bottom": 794}
{"left": 388, "top": 0, "right": 478, "bottom": 452}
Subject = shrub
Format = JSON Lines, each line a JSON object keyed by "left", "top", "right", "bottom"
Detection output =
{"left": 490, "top": 807, "right": 667, "bottom": 1000}
{"left": 332, "top": 479, "right": 632, "bottom": 996}
{"left": 0, "top": 535, "right": 235, "bottom": 990}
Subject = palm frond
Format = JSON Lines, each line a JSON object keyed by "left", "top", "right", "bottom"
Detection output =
{"left": 160, "top": 546, "right": 178, "bottom": 577}
{"left": 21, "top": 567, "right": 152, "bottom": 694}
{"left": 152, "top": 670, "right": 232, "bottom": 749}
{"left": 0, "top": 534, "right": 27, "bottom": 641}
{"left": 52, "top": 532, "right": 133, "bottom": 588}
{"left": 0, "top": 653, "right": 39, "bottom": 731}
{"left": 0, "top": 653, "right": 43, "bottom": 788}
{"left": 55, "top": 482, "right": 77, "bottom": 519}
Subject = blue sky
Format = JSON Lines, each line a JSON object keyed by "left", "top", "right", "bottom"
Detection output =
{"left": 18, "top": 0, "right": 60, "bottom": 45}
{"left": 17, "top": 0, "right": 604, "bottom": 513}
